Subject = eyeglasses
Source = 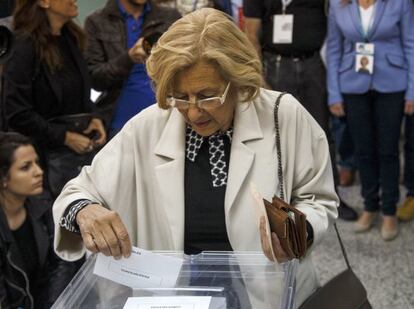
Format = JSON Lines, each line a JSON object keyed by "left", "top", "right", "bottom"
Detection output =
{"left": 167, "top": 82, "right": 231, "bottom": 110}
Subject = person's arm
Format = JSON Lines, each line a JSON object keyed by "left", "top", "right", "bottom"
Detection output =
{"left": 53, "top": 120, "right": 139, "bottom": 262}
{"left": 3, "top": 37, "right": 67, "bottom": 146}
{"left": 0, "top": 256, "right": 11, "bottom": 309}
{"left": 244, "top": 18, "right": 263, "bottom": 59}
{"left": 243, "top": 0, "right": 264, "bottom": 57}
{"left": 401, "top": 0, "right": 414, "bottom": 114}
{"left": 84, "top": 16, "right": 135, "bottom": 91}
{"left": 287, "top": 95, "right": 339, "bottom": 249}
{"left": 326, "top": 3, "right": 345, "bottom": 110}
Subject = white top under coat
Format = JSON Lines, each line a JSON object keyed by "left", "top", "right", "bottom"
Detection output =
{"left": 359, "top": 3, "right": 376, "bottom": 37}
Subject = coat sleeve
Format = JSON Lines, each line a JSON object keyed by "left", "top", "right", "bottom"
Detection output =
{"left": 53, "top": 119, "right": 138, "bottom": 261}
{"left": 0, "top": 256, "right": 11, "bottom": 309}
{"left": 282, "top": 95, "right": 339, "bottom": 248}
{"left": 326, "top": 2, "right": 345, "bottom": 105}
{"left": 401, "top": 0, "right": 414, "bottom": 101}
{"left": 2, "top": 37, "right": 67, "bottom": 146}
{"left": 84, "top": 16, "right": 134, "bottom": 91}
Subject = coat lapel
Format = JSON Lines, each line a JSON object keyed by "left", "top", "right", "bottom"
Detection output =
{"left": 44, "top": 31, "right": 91, "bottom": 108}
{"left": 225, "top": 102, "right": 263, "bottom": 214}
{"left": 154, "top": 110, "right": 186, "bottom": 250}
{"left": 26, "top": 198, "right": 51, "bottom": 268}
{"left": 348, "top": 1, "right": 363, "bottom": 39}
{"left": 65, "top": 32, "right": 92, "bottom": 105}
{"left": 368, "top": 0, "right": 386, "bottom": 40}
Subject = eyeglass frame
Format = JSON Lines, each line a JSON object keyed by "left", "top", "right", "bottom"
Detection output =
{"left": 167, "top": 82, "right": 231, "bottom": 110}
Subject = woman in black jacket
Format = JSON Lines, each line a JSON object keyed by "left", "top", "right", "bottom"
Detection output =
{"left": 0, "top": 132, "right": 82, "bottom": 309}
{"left": 3, "top": 0, "right": 106, "bottom": 197}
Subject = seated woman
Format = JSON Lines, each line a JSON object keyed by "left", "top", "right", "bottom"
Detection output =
{"left": 53, "top": 8, "right": 338, "bottom": 307}
{"left": 0, "top": 132, "right": 82, "bottom": 309}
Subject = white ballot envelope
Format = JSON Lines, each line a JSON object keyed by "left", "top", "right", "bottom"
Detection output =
{"left": 250, "top": 183, "right": 275, "bottom": 259}
{"left": 123, "top": 296, "right": 212, "bottom": 309}
{"left": 93, "top": 246, "right": 183, "bottom": 289}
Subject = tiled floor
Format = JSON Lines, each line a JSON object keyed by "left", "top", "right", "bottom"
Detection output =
{"left": 311, "top": 184, "right": 414, "bottom": 309}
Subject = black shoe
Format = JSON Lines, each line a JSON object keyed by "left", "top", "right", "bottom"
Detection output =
{"left": 338, "top": 200, "right": 358, "bottom": 221}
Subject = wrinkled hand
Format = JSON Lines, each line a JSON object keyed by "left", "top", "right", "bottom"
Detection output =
{"left": 329, "top": 102, "right": 345, "bottom": 117}
{"left": 404, "top": 100, "right": 414, "bottom": 116}
{"left": 64, "top": 131, "right": 93, "bottom": 154}
{"left": 259, "top": 216, "right": 290, "bottom": 263}
{"left": 83, "top": 118, "right": 107, "bottom": 147}
{"left": 76, "top": 204, "right": 132, "bottom": 259}
{"left": 128, "top": 38, "right": 146, "bottom": 64}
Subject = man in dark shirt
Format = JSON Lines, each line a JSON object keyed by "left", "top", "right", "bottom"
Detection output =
{"left": 244, "top": 0, "right": 358, "bottom": 221}
{"left": 84, "top": 0, "right": 156, "bottom": 138}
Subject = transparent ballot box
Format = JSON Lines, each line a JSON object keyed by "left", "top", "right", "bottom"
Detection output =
{"left": 52, "top": 251, "right": 298, "bottom": 309}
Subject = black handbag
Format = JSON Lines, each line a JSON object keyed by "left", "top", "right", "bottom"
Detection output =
{"left": 299, "top": 224, "right": 372, "bottom": 309}
{"left": 273, "top": 93, "right": 372, "bottom": 309}
{"left": 46, "top": 113, "right": 96, "bottom": 197}
{"left": 48, "top": 113, "right": 92, "bottom": 134}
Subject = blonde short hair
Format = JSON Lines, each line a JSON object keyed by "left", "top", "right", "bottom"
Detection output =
{"left": 146, "top": 8, "right": 263, "bottom": 109}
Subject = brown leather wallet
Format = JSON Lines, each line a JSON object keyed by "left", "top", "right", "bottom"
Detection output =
{"left": 264, "top": 196, "right": 307, "bottom": 259}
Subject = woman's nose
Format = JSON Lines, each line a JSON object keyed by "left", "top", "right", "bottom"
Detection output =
{"left": 34, "top": 163, "right": 44, "bottom": 177}
{"left": 186, "top": 104, "right": 204, "bottom": 121}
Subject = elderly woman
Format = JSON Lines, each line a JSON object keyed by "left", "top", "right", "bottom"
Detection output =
{"left": 53, "top": 8, "right": 338, "bottom": 307}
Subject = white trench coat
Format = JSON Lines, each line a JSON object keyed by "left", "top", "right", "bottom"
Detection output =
{"left": 53, "top": 88, "right": 339, "bottom": 306}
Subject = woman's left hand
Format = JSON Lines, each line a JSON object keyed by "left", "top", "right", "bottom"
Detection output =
{"left": 404, "top": 100, "right": 414, "bottom": 116}
{"left": 259, "top": 216, "right": 290, "bottom": 263}
{"left": 83, "top": 118, "right": 107, "bottom": 147}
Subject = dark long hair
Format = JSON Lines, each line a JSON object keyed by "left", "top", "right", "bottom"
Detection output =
{"left": 0, "top": 132, "right": 33, "bottom": 190}
{"left": 12, "top": 0, "right": 86, "bottom": 72}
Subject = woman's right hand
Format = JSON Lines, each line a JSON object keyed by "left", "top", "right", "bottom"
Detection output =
{"left": 64, "top": 131, "right": 93, "bottom": 154}
{"left": 76, "top": 204, "right": 132, "bottom": 259}
{"left": 329, "top": 102, "right": 346, "bottom": 117}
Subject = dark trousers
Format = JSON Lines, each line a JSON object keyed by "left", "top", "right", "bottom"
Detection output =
{"left": 343, "top": 91, "right": 404, "bottom": 215}
{"left": 331, "top": 116, "right": 356, "bottom": 171}
{"left": 263, "top": 52, "right": 339, "bottom": 184}
{"left": 405, "top": 115, "right": 414, "bottom": 197}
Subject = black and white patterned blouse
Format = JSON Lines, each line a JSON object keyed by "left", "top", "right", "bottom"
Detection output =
{"left": 186, "top": 125, "right": 233, "bottom": 187}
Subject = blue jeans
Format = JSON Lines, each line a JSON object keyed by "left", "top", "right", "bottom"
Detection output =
{"left": 344, "top": 91, "right": 404, "bottom": 215}
{"left": 405, "top": 115, "right": 414, "bottom": 197}
{"left": 331, "top": 117, "right": 356, "bottom": 171}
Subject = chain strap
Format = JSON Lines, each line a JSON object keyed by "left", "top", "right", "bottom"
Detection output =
{"left": 273, "top": 92, "right": 351, "bottom": 268}
{"left": 273, "top": 92, "right": 287, "bottom": 201}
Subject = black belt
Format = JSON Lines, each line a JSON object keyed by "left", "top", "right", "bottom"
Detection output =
{"left": 264, "top": 50, "right": 318, "bottom": 60}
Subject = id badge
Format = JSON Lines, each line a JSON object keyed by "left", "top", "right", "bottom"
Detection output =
{"left": 272, "top": 14, "right": 294, "bottom": 44}
{"left": 355, "top": 42, "right": 375, "bottom": 74}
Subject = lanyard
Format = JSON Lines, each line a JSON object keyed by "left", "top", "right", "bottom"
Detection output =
{"left": 281, "top": 0, "right": 293, "bottom": 14}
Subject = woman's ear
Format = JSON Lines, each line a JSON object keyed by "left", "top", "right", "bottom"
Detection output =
{"left": 1, "top": 176, "right": 8, "bottom": 189}
{"left": 37, "top": 0, "right": 50, "bottom": 9}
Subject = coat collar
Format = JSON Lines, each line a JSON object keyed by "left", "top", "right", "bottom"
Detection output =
{"left": 103, "top": 0, "right": 124, "bottom": 19}
{"left": 104, "top": 0, "right": 153, "bottom": 19}
{"left": 0, "top": 195, "right": 51, "bottom": 267}
{"left": 348, "top": 0, "right": 387, "bottom": 41}
{"left": 153, "top": 102, "right": 263, "bottom": 249}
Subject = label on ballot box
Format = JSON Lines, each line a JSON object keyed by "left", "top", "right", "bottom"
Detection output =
{"left": 123, "top": 296, "right": 212, "bottom": 309}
